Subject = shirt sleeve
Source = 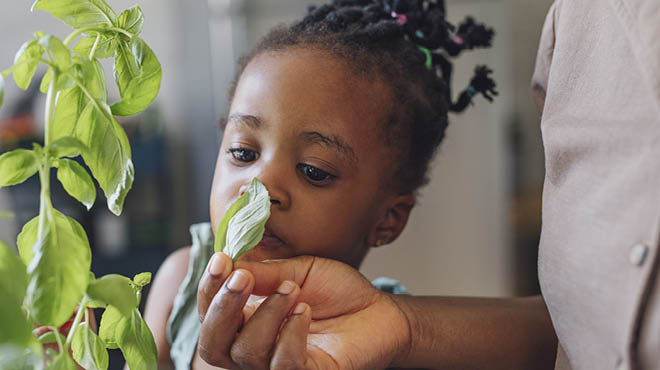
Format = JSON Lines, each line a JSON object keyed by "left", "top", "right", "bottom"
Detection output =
{"left": 531, "top": 1, "right": 560, "bottom": 118}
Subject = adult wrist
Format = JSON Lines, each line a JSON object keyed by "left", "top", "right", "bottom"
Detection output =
{"left": 386, "top": 294, "right": 415, "bottom": 367}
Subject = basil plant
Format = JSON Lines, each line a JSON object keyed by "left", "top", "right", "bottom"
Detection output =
{"left": 0, "top": 0, "right": 162, "bottom": 368}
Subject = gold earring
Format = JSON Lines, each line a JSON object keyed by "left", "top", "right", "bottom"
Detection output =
{"left": 375, "top": 239, "right": 385, "bottom": 247}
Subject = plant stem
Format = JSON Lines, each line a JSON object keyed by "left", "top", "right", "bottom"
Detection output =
{"left": 36, "top": 76, "right": 57, "bottom": 240}
{"left": 89, "top": 32, "right": 101, "bottom": 60}
{"left": 44, "top": 73, "right": 56, "bottom": 146}
{"left": 50, "top": 325, "right": 65, "bottom": 354}
{"left": 63, "top": 26, "right": 133, "bottom": 47}
{"left": 65, "top": 295, "right": 88, "bottom": 349}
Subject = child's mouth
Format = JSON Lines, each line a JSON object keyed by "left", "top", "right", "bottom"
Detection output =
{"left": 257, "top": 229, "right": 284, "bottom": 249}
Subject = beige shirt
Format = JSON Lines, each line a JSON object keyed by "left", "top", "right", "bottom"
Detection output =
{"left": 532, "top": 0, "right": 660, "bottom": 369}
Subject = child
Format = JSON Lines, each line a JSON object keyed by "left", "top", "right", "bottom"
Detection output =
{"left": 144, "top": 0, "right": 496, "bottom": 369}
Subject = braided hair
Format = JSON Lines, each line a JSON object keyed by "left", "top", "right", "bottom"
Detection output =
{"left": 228, "top": 0, "right": 497, "bottom": 195}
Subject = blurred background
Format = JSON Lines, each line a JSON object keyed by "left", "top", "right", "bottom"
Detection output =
{"left": 0, "top": 0, "right": 552, "bottom": 365}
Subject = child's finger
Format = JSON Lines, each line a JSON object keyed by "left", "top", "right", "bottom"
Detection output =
{"left": 230, "top": 280, "right": 301, "bottom": 369}
{"left": 197, "top": 252, "right": 233, "bottom": 322}
{"left": 271, "top": 303, "right": 312, "bottom": 369}
{"left": 197, "top": 269, "right": 254, "bottom": 369}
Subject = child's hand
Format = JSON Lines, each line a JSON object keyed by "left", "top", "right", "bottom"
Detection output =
{"left": 196, "top": 253, "right": 411, "bottom": 370}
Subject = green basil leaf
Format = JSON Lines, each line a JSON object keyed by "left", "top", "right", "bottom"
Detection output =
{"left": 116, "top": 309, "right": 157, "bottom": 370}
{"left": 220, "top": 178, "right": 270, "bottom": 261}
{"left": 17, "top": 209, "right": 91, "bottom": 326}
{"left": 49, "top": 137, "right": 86, "bottom": 159}
{"left": 0, "top": 72, "right": 4, "bottom": 110}
{"left": 214, "top": 191, "right": 249, "bottom": 254}
{"left": 12, "top": 39, "right": 44, "bottom": 90}
{"left": 111, "top": 38, "right": 161, "bottom": 116}
{"left": 98, "top": 305, "right": 121, "bottom": 349}
{"left": 87, "top": 274, "right": 136, "bottom": 316}
{"left": 117, "top": 6, "right": 144, "bottom": 36}
{"left": 75, "top": 102, "right": 134, "bottom": 215}
{"left": 51, "top": 58, "right": 107, "bottom": 141}
{"left": 73, "top": 35, "right": 117, "bottom": 59}
{"left": 72, "top": 322, "right": 109, "bottom": 370}
{"left": 0, "top": 241, "right": 28, "bottom": 306}
{"left": 0, "top": 298, "right": 34, "bottom": 349}
{"left": 0, "top": 149, "right": 38, "bottom": 188}
{"left": 32, "top": 0, "right": 117, "bottom": 29}
{"left": 37, "top": 330, "right": 63, "bottom": 345}
{"left": 37, "top": 34, "right": 72, "bottom": 71}
{"left": 56, "top": 158, "right": 96, "bottom": 210}
{"left": 0, "top": 345, "right": 41, "bottom": 370}
{"left": 40, "top": 68, "right": 53, "bottom": 94}
{"left": 49, "top": 352, "right": 77, "bottom": 370}
{"left": 132, "top": 272, "right": 151, "bottom": 288}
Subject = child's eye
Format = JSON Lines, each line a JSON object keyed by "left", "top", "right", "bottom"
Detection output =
{"left": 229, "top": 148, "right": 259, "bottom": 163}
{"left": 297, "top": 164, "right": 334, "bottom": 185}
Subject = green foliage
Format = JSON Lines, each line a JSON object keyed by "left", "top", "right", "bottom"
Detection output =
{"left": 0, "top": 0, "right": 161, "bottom": 366}
{"left": 72, "top": 322, "right": 109, "bottom": 370}
{"left": 215, "top": 178, "right": 271, "bottom": 261}
{"left": 0, "top": 149, "right": 39, "bottom": 188}
{"left": 17, "top": 209, "right": 91, "bottom": 327}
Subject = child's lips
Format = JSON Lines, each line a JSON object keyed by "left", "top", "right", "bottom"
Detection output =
{"left": 257, "top": 230, "right": 284, "bottom": 249}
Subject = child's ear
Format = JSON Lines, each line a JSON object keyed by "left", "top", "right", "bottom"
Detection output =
{"left": 367, "top": 194, "right": 415, "bottom": 247}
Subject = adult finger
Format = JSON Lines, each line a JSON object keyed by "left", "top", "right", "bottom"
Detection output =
{"left": 234, "top": 255, "right": 316, "bottom": 295}
{"left": 198, "top": 252, "right": 233, "bottom": 322}
{"left": 271, "top": 303, "right": 312, "bottom": 370}
{"left": 230, "top": 281, "right": 301, "bottom": 369}
{"left": 197, "top": 269, "right": 254, "bottom": 368}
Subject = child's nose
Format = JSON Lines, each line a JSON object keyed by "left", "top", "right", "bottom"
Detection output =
{"left": 238, "top": 175, "right": 290, "bottom": 210}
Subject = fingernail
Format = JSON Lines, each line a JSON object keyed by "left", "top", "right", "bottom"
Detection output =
{"left": 293, "top": 302, "right": 307, "bottom": 315}
{"left": 277, "top": 280, "right": 296, "bottom": 295}
{"left": 227, "top": 270, "right": 249, "bottom": 292}
{"left": 208, "top": 254, "right": 225, "bottom": 277}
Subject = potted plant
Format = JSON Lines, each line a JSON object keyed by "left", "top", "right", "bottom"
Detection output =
{"left": 0, "top": 0, "right": 162, "bottom": 368}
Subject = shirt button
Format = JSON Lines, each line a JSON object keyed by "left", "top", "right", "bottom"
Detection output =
{"left": 629, "top": 243, "right": 649, "bottom": 266}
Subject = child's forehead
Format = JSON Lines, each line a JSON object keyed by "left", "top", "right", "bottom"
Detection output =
{"left": 235, "top": 48, "right": 393, "bottom": 125}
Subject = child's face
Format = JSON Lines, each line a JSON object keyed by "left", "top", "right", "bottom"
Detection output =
{"left": 210, "top": 48, "right": 411, "bottom": 267}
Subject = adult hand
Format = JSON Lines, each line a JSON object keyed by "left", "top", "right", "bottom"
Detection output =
{"left": 196, "top": 253, "right": 411, "bottom": 370}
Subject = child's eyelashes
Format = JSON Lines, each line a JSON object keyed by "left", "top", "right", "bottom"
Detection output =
{"left": 297, "top": 163, "right": 335, "bottom": 186}
{"left": 228, "top": 148, "right": 259, "bottom": 163}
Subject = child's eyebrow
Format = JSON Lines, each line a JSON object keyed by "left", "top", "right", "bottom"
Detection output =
{"left": 301, "top": 131, "right": 357, "bottom": 165}
{"left": 226, "top": 113, "right": 262, "bottom": 129}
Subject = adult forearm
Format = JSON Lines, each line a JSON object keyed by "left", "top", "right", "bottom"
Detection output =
{"left": 390, "top": 295, "right": 557, "bottom": 370}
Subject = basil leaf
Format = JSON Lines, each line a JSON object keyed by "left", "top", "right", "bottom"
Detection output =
{"left": 98, "top": 306, "right": 121, "bottom": 349}
{"left": 49, "top": 137, "right": 86, "bottom": 159}
{"left": 0, "top": 345, "right": 41, "bottom": 370}
{"left": 221, "top": 178, "right": 270, "bottom": 261}
{"left": 117, "top": 6, "right": 144, "bottom": 36}
{"left": 0, "top": 241, "right": 28, "bottom": 306}
{"left": 56, "top": 158, "right": 96, "bottom": 210}
{"left": 51, "top": 58, "right": 107, "bottom": 142}
{"left": 37, "top": 330, "right": 63, "bottom": 345}
{"left": 116, "top": 309, "right": 157, "bottom": 370}
{"left": 40, "top": 68, "right": 53, "bottom": 94}
{"left": 0, "top": 242, "right": 34, "bottom": 350}
{"left": 32, "top": 0, "right": 117, "bottom": 29}
{"left": 87, "top": 274, "right": 136, "bottom": 316}
{"left": 214, "top": 191, "right": 249, "bottom": 254}
{"left": 111, "top": 38, "right": 161, "bottom": 116}
{"left": 49, "top": 352, "right": 77, "bottom": 370}
{"left": 73, "top": 35, "right": 116, "bottom": 59}
{"left": 0, "top": 149, "right": 38, "bottom": 188}
{"left": 16, "top": 209, "right": 91, "bottom": 326}
{"left": 12, "top": 39, "right": 44, "bottom": 90}
{"left": 75, "top": 101, "right": 134, "bottom": 215}
{"left": 132, "top": 272, "right": 151, "bottom": 288}
{"left": 37, "top": 34, "right": 72, "bottom": 71}
{"left": 72, "top": 322, "right": 109, "bottom": 370}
